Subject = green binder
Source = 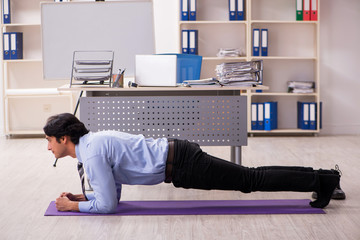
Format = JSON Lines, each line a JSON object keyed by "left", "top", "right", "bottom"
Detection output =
{"left": 296, "top": 0, "right": 303, "bottom": 21}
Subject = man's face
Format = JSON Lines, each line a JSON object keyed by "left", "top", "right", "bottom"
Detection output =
{"left": 46, "top": 135, "right": 68, "bottom": 159}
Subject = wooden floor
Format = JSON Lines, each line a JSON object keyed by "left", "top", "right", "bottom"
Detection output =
{"left": 0, "top": 135, "right": 359, "bottom": 240}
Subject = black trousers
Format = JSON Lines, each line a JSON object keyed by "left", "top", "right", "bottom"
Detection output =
{"left": 171, "top": 139, "right": 320, "bottom": 193}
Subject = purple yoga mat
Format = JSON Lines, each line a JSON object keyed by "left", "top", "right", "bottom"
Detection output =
{"left": 44, "top": 199, "right": 325, "bottom": 216}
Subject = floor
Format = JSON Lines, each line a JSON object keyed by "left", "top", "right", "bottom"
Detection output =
{"left": 0, "top": 135, "right": 359, "bottom": 240}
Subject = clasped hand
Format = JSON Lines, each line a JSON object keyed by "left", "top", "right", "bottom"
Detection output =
{"left": 55, "top": 192, "right": 84, "bottom": 212}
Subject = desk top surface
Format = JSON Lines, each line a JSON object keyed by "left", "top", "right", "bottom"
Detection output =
{"left": 58, "top": 84, "right": 269, "bottom": 92}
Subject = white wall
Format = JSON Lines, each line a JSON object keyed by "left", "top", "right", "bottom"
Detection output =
{"left": 153, "top": 0, "right": 360, "bottom": 135}
{"left": 319, "top": 0, "right": 360, "bottom": 134}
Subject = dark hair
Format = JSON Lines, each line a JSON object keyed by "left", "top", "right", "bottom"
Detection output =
{"left": 43, "top": 113, "right": 89, "bottom": 144}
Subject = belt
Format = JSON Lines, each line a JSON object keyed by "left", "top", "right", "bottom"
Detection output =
{"left": 164, "top": 140, "right": 174, "bottom": 183}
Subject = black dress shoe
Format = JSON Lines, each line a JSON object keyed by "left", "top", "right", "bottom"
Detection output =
{"left": 312, "top": 165, "right": 346, "bottom": 200}
{"left": 312, "top": 185, "right": 346, "bottom": 200}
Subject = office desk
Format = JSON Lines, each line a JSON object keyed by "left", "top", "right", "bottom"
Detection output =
{"left": 59, "top": 84, "right": 268, "bottom": 165}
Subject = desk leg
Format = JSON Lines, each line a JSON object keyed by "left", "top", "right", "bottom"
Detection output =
{"left": 230, "top": 146, "right": 242, "bottom": 165}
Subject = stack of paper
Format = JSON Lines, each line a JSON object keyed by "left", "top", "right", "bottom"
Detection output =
{"left": 215, "top": 60, "right": 263, "bottom": 86}
{"left": 288, "top": 81, "right": 315, "bottom": 93}
{"left": 216, "top": 48, "right": 243, "bottom": 57}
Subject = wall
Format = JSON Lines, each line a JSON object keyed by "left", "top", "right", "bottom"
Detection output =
{"left": 319, "top": 0, "right": 360, "bottom": 134}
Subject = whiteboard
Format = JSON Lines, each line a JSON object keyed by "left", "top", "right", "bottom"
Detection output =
{"left": 41, "top": 1, "right": 155, "bottom": 80}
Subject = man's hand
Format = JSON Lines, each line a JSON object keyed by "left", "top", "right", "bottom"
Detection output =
{"left": 55, "top": 196, "right": 80, "bottom": 212}
{"left": 60, "top": 192, "right": 87, "bottom": 202}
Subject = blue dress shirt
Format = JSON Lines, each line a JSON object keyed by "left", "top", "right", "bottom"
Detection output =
{"left": 75, "top": 131, "right": 169, "bottom": 213}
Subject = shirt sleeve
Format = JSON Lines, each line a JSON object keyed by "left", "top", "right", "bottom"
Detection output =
{"left": 78, "top": 155, "right": 119, "bottom": 214}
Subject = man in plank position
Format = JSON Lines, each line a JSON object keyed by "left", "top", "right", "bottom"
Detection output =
{"left": 44, "top": 113, "right": 340, "bottom": 213}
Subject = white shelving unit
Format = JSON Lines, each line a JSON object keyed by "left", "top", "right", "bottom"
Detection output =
{"left": 178, "top": 0, "right": 321, "bottom": 135}
{"left": 1, "top": 0, "right": 74, "bottom": 135}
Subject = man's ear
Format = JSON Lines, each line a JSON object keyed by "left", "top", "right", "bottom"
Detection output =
{"left": 62, "top": 136, "right": 70, "bottom": 144}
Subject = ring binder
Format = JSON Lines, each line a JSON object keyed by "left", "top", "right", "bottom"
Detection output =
{"left": 181, "top": 0, "right": 189, "bottom": 21}
{"left": 261, "top": 29, "right": 268, "bottom": 56}
{"left": 189, "top": 0, "right": 196, "bottom": 21}
{"left": 253, "top": 29, "right": 260, "bottom": 56}
{"left": 237, "top": 0, "right": 244, "bottom": 20}
{"left": 10, "top": 32, "right": 23, "bottom": 60}
{"left": 3, "top": 0, "right": 11, "bottom": 24}
{"left": 2, "top": 33, "right": 11, "bottom": 60}
{"left": 229, "top": 0, "right": 236, "bottom": 21}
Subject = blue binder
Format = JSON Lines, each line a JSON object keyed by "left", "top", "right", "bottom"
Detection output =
{"left": 309, "top": 102, "right": 316, "bottom": 130}
{"left": 297, "top": 102, "right": 310, "bottom": 129}
{"left": 189, "top": 30, "right": 198, "bottom": 55}
{"left": 10, "top": 32, "right": 23, "bottom": 60}
{"left": 253, "top": 29, "right": 260, "bottom": 56}
{"left": 181, "top": 30, "right": 189, "bottom": 54}
{"left": 319, "top": 102, "right": 322, "bottom": 129}
{"left": 302, "top": 102, "right": 310, "bottom": 129}
{"left": 264, "top": 102, "right": 277, "bottom": 131}
{"left": 297, "top": 101, "right": 302, "bottom": 129}
{"left": 257, "top": 103, "right": 264, "bottom": 130}
{"left": 181, "top": 0, "right": 189, "bottom": 21}
{"left": 3, "top": 0, "right": 11, "bottom": 24}
{"left": 229, "top": 0, "right": 236, "bottom": 21}
{"left": 307, "top": 102, "right": 322, "bottom": 130}
{"left": 237, "top": 0, "right": 244, "bottom": 20}
{"left": 261, "top": 29, "right": 268, "bottom": 56}
{"left": 251, "top": 103, "right": 257, "bottom": 130}
{"left": 3, "top": 32, "right": 11, "bottom": 60}
{"left": 189, "top": 0, "right": 196, "bottom": 21}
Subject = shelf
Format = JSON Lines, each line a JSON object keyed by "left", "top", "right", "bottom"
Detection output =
{"left": 1, "top": 23, "right": 41, "bottom": 27}
{"left": 180, "top": 21, "right": 247, "bottom": 25}
{"left": 250, "top": 92, "right": 317, "bottom": 97}
{"left": 203, "top": 57, "right": 248, "bottom": 61}
{"left": 249, "top": 129, "right": 319, "bottom": 134}
{"left": 5, "top": 130, "right": 45, "bottom": 135}
{"left": 251, "top": 56, "right": 316, "bottom": 60}
{"left": 3, "top": 59, "right": 42, "bottom": 63}
{"left": 250, "top": 20, "right": 318, "bottom": 24}
{"left": 5, "top": 88, "right": 61, "bottom": 96}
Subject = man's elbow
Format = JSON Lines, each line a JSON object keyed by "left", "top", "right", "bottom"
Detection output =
{"left": 95, "top": 201, "right": 118, "bottom": 214}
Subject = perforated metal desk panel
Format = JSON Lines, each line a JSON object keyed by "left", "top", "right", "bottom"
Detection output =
{"left": 80, "top": 95, "right": 247, "bottom": 147}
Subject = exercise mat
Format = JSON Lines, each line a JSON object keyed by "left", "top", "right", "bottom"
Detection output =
{"left": 45, "top": 199, "right": 325, "bottom": 216}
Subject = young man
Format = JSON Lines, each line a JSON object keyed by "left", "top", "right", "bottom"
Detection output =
{"left": 44, "top": 113, "right": 340, "bottom": 214}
